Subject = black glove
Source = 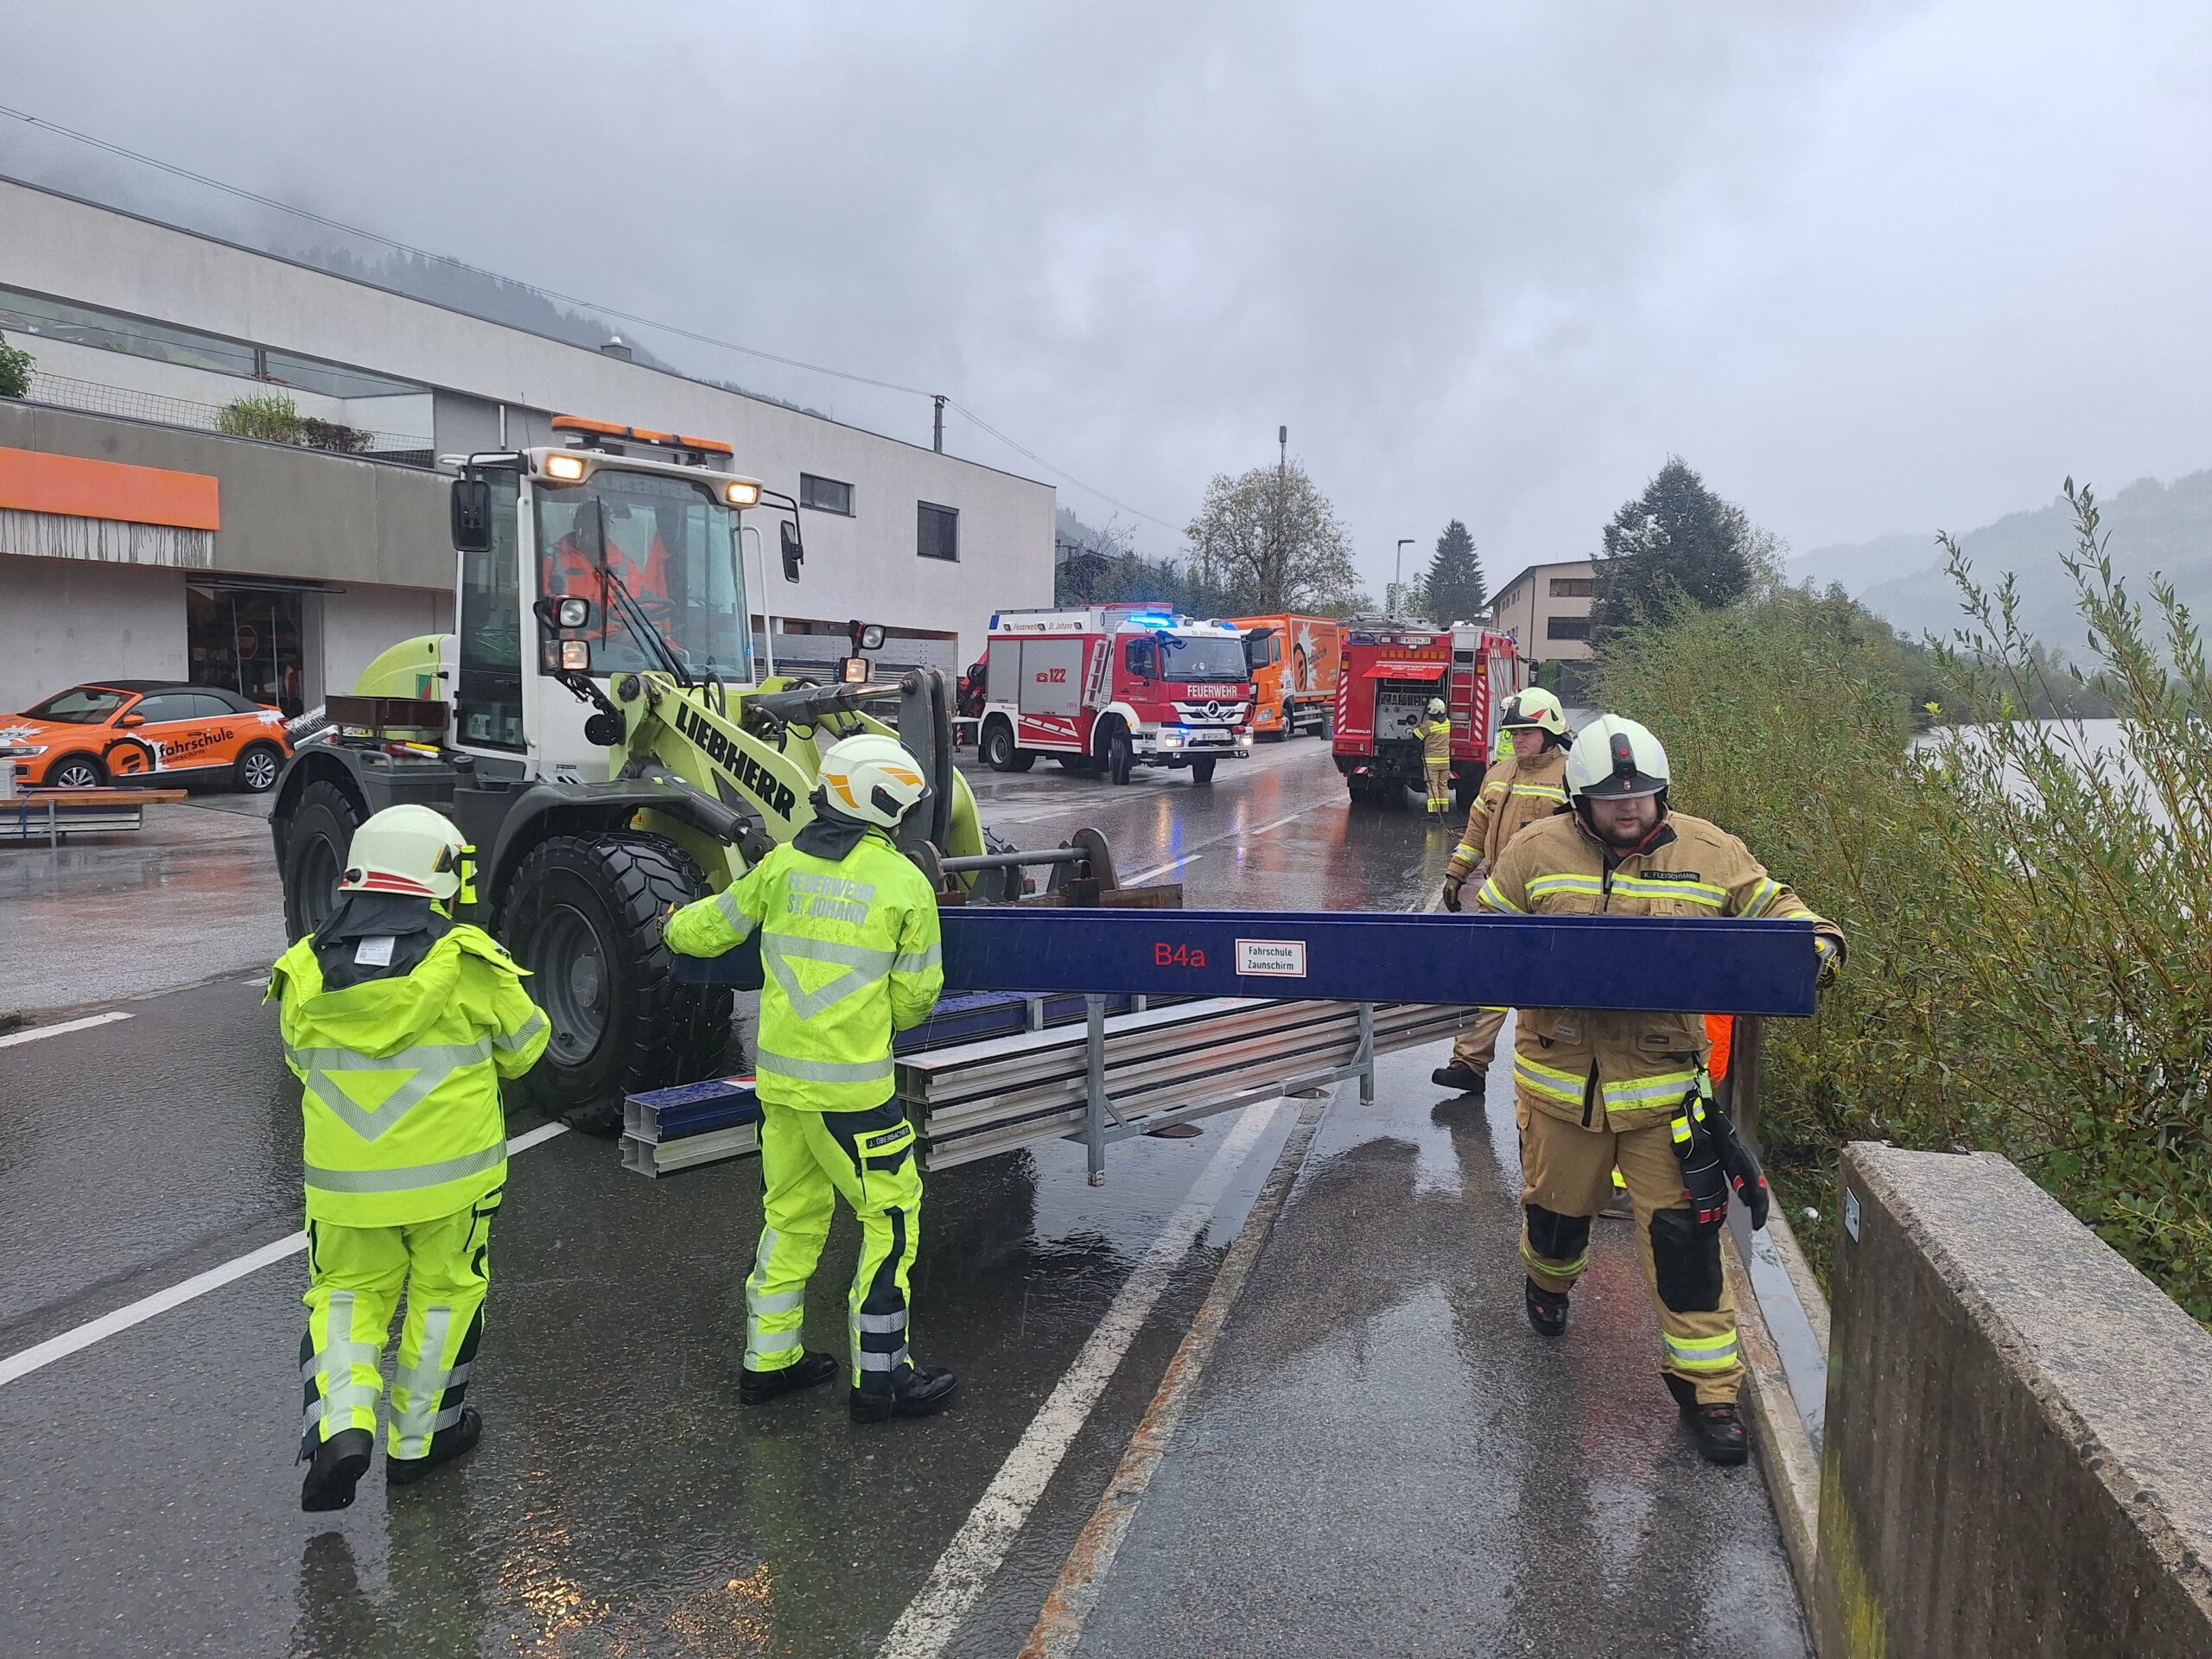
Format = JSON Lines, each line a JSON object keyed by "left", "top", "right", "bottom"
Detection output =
{"left": 1669, "top": 1089, "right": 1732, "bottom": 1232}
{"left": 1441, "top": 875, "right": 1464, "bottom": 912}
{"left": 1707, "top": 1102, "right": 1770, "bottom": 1230}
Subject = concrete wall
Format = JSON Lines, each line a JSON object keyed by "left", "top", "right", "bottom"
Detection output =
{"left": 1815, "top": 1144, "right": 2212, "bottom": 1656}
{"left": 0, "top": 399, "right": 452, "bottom": 588}
{"left": 1, "top": 180, "right": 1056, "bottom": 662}
{"left": 0, "top": 553, "right": 185, "bottom": 713}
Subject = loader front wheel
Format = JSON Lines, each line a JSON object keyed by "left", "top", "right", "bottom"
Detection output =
{"left": 499, "top": 832, "right": 737, "bottom": 1135}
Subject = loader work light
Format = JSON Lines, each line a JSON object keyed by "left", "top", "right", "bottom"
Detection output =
{"left": 544, "top": 453, "right": 587, "bottom": 482}
{"left": 726, "top": 480, "right": 761, "bottom": 506}
{"left": 560, "top": 639, "right": 592, "bottom": 672}
{"left": 554, "top": 596, "right": 591, "bottom": 629}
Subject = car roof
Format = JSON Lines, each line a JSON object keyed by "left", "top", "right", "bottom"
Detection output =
{"left": 74, "top": 682, "right": 261, "bottom": 706}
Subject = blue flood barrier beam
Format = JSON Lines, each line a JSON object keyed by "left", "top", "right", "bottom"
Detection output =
{"left": 675, "top": 907, "right": 1820, "bottom": 1017}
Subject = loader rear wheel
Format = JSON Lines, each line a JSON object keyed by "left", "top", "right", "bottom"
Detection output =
{"left": 499, "top": 832, "right": 737, "bottom": 1135}
{"left": 281, "top": 779, "right": 363, "bottom": 939}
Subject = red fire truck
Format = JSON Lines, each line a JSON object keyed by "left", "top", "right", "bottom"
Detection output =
{"left": 1332, "top": 620, "right": 1522, "bottom": 804}
{"left": 980, "top": 604, "right": 1255, "bottom": 785}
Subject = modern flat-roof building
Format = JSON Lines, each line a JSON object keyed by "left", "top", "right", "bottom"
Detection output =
{"left": 0, "top": 178, "right": 1054, "bottom": 720}
{"left": 1488, "top": 557, "right": 1596, "bottom": 666}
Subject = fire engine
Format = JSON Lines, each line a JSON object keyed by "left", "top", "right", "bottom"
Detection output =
{"left": 980, "top": 604, "right": 1255, "bottom": 785}
{"left": 1332, "top": 620, "right": 1522, "bottom": 804}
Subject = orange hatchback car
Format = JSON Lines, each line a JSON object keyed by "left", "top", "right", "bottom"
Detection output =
{"left": 0, "top": 681, "right": 294, "bottom": 792}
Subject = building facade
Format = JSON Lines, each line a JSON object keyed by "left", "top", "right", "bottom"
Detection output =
{"left": 1488, "top": 558, "right": 1596, "bottom": 668}
{"left": 0, "top": 179, "right": 1055, "bottom": 718}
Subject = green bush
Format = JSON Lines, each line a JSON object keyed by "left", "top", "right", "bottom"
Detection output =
{"left": 0, "top": 336, "right": 34, "bottom": 399}
{"left": 217, "top": 392, "right": 303, "bottom": 443}
{"left": 1596, "top": 486, "right": 2212, "bottom": 1319}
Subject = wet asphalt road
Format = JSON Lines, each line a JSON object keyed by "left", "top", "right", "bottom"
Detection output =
{"left": 0, "top": 740, "right": 1806, "bottom": 1656}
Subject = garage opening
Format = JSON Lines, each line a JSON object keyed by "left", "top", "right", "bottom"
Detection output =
{"left": 187, "top": 582, "right": 309, "bottom": 717}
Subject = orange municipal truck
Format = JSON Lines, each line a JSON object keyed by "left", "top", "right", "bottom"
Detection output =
{"left": 1229, "top": 613, "right": 1341, "bottom": 740}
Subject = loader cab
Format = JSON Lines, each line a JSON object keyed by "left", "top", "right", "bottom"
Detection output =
{"left": 448, "top": 426, "right": 770, "bottom": 778}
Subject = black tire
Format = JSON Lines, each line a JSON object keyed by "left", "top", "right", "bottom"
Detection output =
{"left": 1107, "top": 728, "right": 1134, "bottom": 785}
{"left": 499, "top": 832, "right": 737, "bottom": 1134}
{"left": 982, "top": 720, "right": 1034, "bottom": 773}
{"left": 1190, "top": 756, "right": 1218, "bottom": 784}
{"left": 1274, "top": 701, "right": 1294, "bottom": 741}
{"left": 48, "top": 753, "right": 105, "bottom": 790}
{"left": 281, "top": 779, "right": 363, "bottom": 939}
{"left": 234, "top": 741, "right": 284, "bottom": 794}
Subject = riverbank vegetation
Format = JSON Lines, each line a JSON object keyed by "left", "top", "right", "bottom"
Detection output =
{"left": 1595, "top": 483, "right": 2212, "bottom": 1319}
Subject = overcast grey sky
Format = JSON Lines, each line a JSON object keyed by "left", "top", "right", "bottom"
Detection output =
{"left": 5, "top": 0, "right": 2209, "bottom": 594}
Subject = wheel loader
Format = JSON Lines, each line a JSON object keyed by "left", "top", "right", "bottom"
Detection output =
{"left": 270, "top": 416, "right": 1140, "bottom": 1132}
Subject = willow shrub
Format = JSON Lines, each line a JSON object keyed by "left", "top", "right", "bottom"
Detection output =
{"left": 1595, "top": 486, "right": 2212, "bottom": 1319}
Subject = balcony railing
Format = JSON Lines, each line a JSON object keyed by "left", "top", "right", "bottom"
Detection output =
{"left": 18, "top": 372, "right": 435, "bottom": 467}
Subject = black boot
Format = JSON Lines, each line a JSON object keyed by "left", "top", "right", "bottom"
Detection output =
{"left": 1690, "top": 1403, "right": 1749, "bottom": 1465}
{"left": 385, "top": 1405, "right": 482, "bottom": 1487}
{"left": 1522, "top": 1278, "right": 1569, "bottom": 1337}
{"left": 1430, "top": 1062, "right": 1485, "bottom": 1095}
{"left": 1663, "top": 1376, "right": 1749, "bottom": 1465}
{"left": 300, "top": 1427, "right": 373, "bottom": 1513}
{"left": 741, "top": 1351, "right": 839, "bottom": 1406}
{"left": 849, "top": 1366, "right": 960, "bottom": 1423}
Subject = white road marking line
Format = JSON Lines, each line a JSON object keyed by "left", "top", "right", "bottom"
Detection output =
{"left": 0, "top": 1011, "right": 132, "bottom": 1049}
{"left": 0, "top": 1121, "right": 569, "bottom": 1389}
{"left": 1243, "top": 807, "right": 1307, "bottom": 836}
{"left": 1020, "top": 1092, "right": 1330, "bottom": 1658}
{"left": 1120, "top": 854, "right": 1202, "bottom": 885}
{"left": 876, "top": 1098, "right": 1283, "bottom": 1659}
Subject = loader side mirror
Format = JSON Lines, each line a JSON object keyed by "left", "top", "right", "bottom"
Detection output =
{"left": 451, "top": 478, "right": 493, "bottom": 552}
{"left": 780, "top": 518, "right": 804, "bottom": 582}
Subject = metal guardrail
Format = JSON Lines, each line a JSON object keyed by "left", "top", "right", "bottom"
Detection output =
{"left": 619, "top": 990, "right": 1463, "bottom": 1180}
{"left": 22, "top": 372, "right": 434, "bottom": 463}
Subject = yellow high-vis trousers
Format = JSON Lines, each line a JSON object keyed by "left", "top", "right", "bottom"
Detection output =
{"left": 300, "top": 1195, "right": 497, "bottom": 1459}
{"left": 745, "top": 1098, "right": 924, "bottom": 1391}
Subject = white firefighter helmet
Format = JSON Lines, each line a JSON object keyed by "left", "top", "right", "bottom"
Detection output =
{"left": 818, "top": 733, "right": 930, "bottom": 829}
{"left": 1498, "top": 686, "right": 1570, "bottom": 739}
{"left": 340, "top": 804, "right": 470, "bottom": 901}
{"left": 1427, "top": 696, "right": 1447, "bottom": 715}
{"left": 1564, "top": 715, "right": 1671, "bottom": 803}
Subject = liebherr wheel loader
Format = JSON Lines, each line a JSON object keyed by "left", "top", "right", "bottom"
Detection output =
{"left": 270, "top": 416, "right": 1142, "bottom": 1132}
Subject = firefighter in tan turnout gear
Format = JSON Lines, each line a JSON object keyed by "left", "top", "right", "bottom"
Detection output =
{"left": 664, "top": 734, "right": 957, "bottom": 1423}
{"left": 1432, "top": 687, "right": 1572, "bottom": 1095}
{"left": 1414, "top": 696, "right": 1453, "bottom": 815}
{"left": 1475, "top": 715, "right": 1844, "bottom": 1464}
{"left": 271, "top": 804, "right": 550, "bottom": 1512}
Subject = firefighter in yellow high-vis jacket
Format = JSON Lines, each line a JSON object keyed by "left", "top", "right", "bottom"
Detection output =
{"left": 1475, "top": 715, "right": 1843, "bottom": 1465}
{"left": 271, "top": 804, "right": 549, "bottom": 1512}
{"left": 664, "top": 734, "right": 956, "bottom": 1423}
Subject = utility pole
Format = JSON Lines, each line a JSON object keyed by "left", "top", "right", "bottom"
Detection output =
{"left": 931, "top": 395, "right": 946, "bottom": 454}
{"left": 1271, "top": 424, "right": 1287, "bottom": 609}
{"left": 1395, "top": 538, "right": 1414, "bottom": 619}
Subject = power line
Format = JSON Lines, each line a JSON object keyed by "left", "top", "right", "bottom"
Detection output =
{"left": 0, "top": 102, "right": 1180, "bottom": 530}
{"left": 944, "top": 401, "right": 1181, "bottom": 532}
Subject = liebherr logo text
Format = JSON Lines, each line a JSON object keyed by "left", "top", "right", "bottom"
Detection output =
{"left": 675, "top": 702, "right": 798, "bottom": 818}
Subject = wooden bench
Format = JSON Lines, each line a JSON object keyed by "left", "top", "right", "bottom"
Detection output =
{"left": 0, "top": 787, "right": 190, "bottom": 848}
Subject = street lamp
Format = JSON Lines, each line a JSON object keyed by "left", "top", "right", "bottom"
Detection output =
{"left": 1395, "top": 539, "right": 1414, "bottom": 618}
